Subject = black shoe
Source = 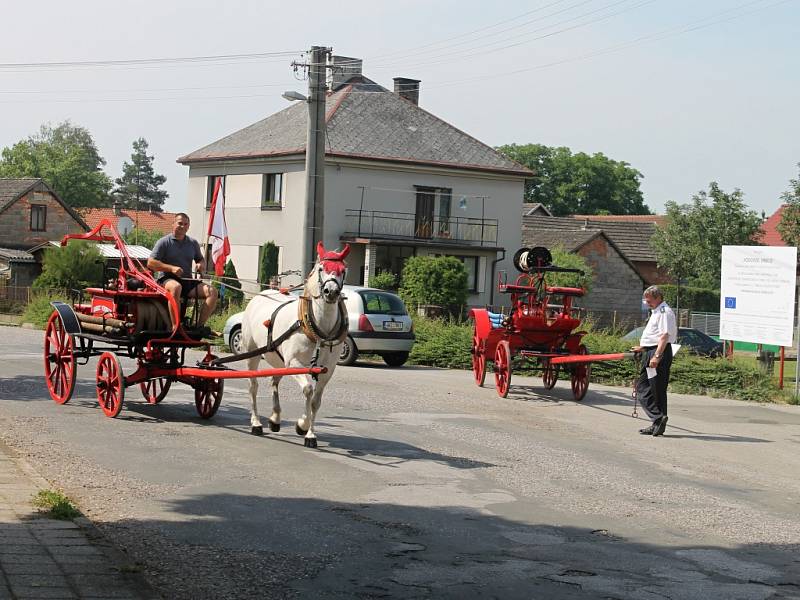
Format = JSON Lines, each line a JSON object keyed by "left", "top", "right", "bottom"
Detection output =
{"left": 639, "top": 425, "right": 656, "bottom": 435}
{"left": 652, "top": 416, "right": 668, "bottom": 437}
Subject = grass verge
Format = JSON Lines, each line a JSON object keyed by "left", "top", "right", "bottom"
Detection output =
{"left": 32, "top": 489, "right": 81, "bottom": 520}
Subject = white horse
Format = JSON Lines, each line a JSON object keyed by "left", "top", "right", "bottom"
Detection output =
{"left": 241, "top": 242, "right": 350, "bottom": 448}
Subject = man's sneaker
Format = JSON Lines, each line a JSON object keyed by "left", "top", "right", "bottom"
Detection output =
{"left": 652, "top": 416, "right": 669, "bottom": 437}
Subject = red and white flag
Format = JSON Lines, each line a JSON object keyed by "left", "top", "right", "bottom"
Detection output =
{"left": 207, "top": 177, "right": 230, "bottom": 276}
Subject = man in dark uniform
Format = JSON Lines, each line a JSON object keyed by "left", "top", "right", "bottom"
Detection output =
{"left": 632, "top": 285, "right": 677, "bottom": 436}
{"left": 147, "top": 213, "right": 218, "bottom": 328}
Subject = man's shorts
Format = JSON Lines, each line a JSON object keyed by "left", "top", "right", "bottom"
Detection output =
{"left": 158, "top": 275, "right": 201, "bottom": 300}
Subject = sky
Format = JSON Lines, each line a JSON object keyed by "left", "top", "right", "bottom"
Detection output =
{"left": 0, "top": 0, "right": 798, "bottom": 217}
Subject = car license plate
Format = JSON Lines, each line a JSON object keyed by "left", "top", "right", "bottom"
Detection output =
{"left": 383, "top": 321, "right": 403, "bottom": 331}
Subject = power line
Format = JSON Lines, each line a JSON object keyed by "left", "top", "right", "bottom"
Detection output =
{"left": 0, "top": 49, "right": 303, "bottom": 71}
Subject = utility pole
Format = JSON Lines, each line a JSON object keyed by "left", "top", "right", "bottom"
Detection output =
{"left": 294, "top": 46, "right": 331, "bottom": 271}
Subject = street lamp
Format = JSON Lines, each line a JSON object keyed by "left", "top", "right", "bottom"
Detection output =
{"left": 282, "top": 90, "right": 307, "bottom": 102}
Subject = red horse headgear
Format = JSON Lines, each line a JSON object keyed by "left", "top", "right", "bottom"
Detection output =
{"left": 317, "top": 242, "right": 350, "bottom": 275}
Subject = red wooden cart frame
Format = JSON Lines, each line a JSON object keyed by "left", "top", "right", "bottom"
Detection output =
{"left": 43, "top": 219, "right": 324, "bottom": 419}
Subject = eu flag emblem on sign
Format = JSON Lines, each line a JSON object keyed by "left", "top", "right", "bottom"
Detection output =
{"left": 725, "top": 297, "right": 736, "bottom": 309}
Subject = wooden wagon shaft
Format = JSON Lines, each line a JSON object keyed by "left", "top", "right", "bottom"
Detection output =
{"left": 75, "top": 312, "right": 131, "bottom": 329}
{"left": 549, "top": 352, "right": 635, "bottom": 365}
{"left": 76, "top": 321, "right": 123, "bottom": 335}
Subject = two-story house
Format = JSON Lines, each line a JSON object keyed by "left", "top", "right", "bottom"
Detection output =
{"left": 178, "top": 60, "right": 532, "bottom": 306}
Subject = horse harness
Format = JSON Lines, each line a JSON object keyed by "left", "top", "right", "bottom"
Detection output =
{"left": 209, "top": 294, "right": 348, "bottom": 374}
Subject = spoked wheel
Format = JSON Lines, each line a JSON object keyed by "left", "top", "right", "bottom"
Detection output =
{"left": 195, "top": 378, "right": 224, "bottom": 419}
{"left": 494, "top": 340, "right": 512, "bottom": 398}
{"left": 472, "top": 331, "right": 486, "bottom": 387}
{"left": 96, "top": 352, "right": 125, "bottom": 418}
{"left": 570, "top": 344, "right": 591, "bottom": 401}
{"left": 43, "top": 312, "right": 77, "bottom": 405}
{"left": 140, "top": 378, "right": 171, "bottom": 404}
{"left": 542, "top": 360, "right": 559, "bottom": 390}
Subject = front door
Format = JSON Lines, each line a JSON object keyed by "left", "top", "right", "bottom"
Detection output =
{"left": 415, "top": 188, "right": 435, "bottom": 238}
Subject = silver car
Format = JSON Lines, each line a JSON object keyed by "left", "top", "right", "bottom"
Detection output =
{"left": 222, "top": 285, "right": 415, "bottom": 367}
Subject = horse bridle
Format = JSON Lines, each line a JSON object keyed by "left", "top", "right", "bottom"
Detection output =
{"left": 309, "top": 260, "right": 346, "bottom": 302}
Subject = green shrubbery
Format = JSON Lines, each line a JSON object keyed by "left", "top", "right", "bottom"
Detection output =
{"left": 22, "top": 292, "right": 67, "bottom": 328}
{"left": 409, "top": 315, "right": 473, "bottom": 369}
{"left": 369, "top": 270, "right": 397, "bottom": 290}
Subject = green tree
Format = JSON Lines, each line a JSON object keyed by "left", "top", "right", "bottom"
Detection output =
{"left": 113, "top": 138, "right": 168, "bottom": 212}
{"left": 219, "top": 259, "right": 244, "bottom": 306}
{"left": 33, "top": 241, "right": 103, "bottom": 291}
{"left": 652, "top": 182, "right": 763, "bottom": 287}
{"left": 0, "top": 121, "right": 112, "bottom": 208}
{"left": 258, "top": 242, "right": 279, "bottom": 286}
{"left": 777, "top": 163, "right": 800, "bottom": 246}
{"left": 122, "top": 228, "right": 164, "bottom": 249}
{"left": 496, "top": 143, "right": 650, "bottom": 216}
{"left": 370, "top": 270, "right": 397, "bottom": 290}
{"left": 548, "top": 246, "right": 594, "bottom": 293}
{"left": 399, "top": 256, "right": 468, "bottom": 310}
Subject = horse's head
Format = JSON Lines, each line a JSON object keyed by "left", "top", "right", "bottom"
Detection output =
{"left": 313, "top": 242, "right": 350, "bottom": 303}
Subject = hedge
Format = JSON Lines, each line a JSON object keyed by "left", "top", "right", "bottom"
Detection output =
{"left": 659, "top": 284, "right": 719, "bottom": 312}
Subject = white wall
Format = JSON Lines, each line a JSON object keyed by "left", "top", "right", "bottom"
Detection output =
{"left": 185, "top": 159, "right": 524, "bottom": 306}
{"left": 186, "top": 161, "right": 306, "bottom": 283}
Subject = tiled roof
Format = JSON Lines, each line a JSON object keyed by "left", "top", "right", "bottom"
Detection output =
{"left": 0, "top": 178, "right": 42, "bottom": 212}
{"left": 760, "top": 205, "right": 787, "bottom": 246}
{"left": 521, "top": 227, "right": 601, "bottom": 252}
{"left": 522, "top": 203, "right": 553, "bottom": 217}
{"left": 179, "top": 80, "right": 532, "bottom": 177}
{"left": 81, "top": 208, "right": 177, "bottom": 234}
{"left": 571, "top": 214, "right": 667, "bottom": 227}
{"left": 522, "top": 215, "right": 658, "bottom": 262}
{"left": 0, "top": 247, "right": 35, "bottom": 262}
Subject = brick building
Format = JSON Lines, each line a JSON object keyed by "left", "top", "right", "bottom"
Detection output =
{"left": 0, "top": 179, "right": 88, "bottom": 249}
{"left": 522, "top": 215, "right": 646, "bottom": 328}
{"left": 0, "top": 179, "right": 88, "bottom": 295}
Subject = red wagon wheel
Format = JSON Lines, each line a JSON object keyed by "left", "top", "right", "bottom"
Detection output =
{"left": 542, "top": 360, "right": 559, "bottom": 390}
{"left": 140, "top": 378, "right": 171, "bottom": 404}
{"left": 570, "top": 344, "right": 591, "bottom": 402}
{"left": 471, "top": 330, "right": 486, "bottom": 387}
{"left": 96, "top": 352, "right": 125, "bottom": 418}
{"left": 195, "top": 378, "right": 224, "bottom": 419}
{"left": 43, "top": 312, "right": 76, "bottom": 405}
{"left": 494, "top": 340, "right": 512, "bottom": 398}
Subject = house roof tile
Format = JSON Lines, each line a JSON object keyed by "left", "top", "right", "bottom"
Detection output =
{"left": 0, "top": 247, "right": 35, "bottom": 262}
{"left": 0, "top": 178, "right": 43, "bottom": 212}
{"left": 522, "top": 215, "right": 659, "bottom": 262}
{"left": 81, "top": 208, "right": 178, "bottom": 234}
{"left": 178, "top": 80, "right": 533, "bottom": 177}
{"left": 760, "top": 205, "right": 787, "bottom": 246}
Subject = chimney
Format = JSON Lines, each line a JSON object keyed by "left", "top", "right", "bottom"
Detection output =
{"left": 393, "top": 77, "right": 421, "bottom": 105}
{"left": 112, "top": 200, "right": 122, "bottom": 216}
{"left": 329, "top": 55, "right": 363, "bottom": 90}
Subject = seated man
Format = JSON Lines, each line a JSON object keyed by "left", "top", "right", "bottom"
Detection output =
{"left": 147, "top": 213, "right": 218, "bottom": 330}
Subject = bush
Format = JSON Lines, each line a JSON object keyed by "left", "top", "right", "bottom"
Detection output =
{"left": 34, "top": 241, "right": 103, "bottom": 292}
{"left": 399, "top": 256, "right": 468, "bottom": 311}
{"left": 122, "top": 228, "right": 163, "bottom": 249}
{"left": 369, "top": 270, "right": 397, "bottom": 290}
{"left": 22, "top": 291, "right": 67, "bottom": 328}
{"left": 548, "top": 246, "right": 594, "bottom": 293}
{"left": 660, "top": 284, "right": 719, "bottom": 312}
{"left": 409, "top": 315, "right": 473, "bottom": 369}
{"left": 217, "top": 259, "right": 243, "bottom": 306}
{"left": 206, "top": 300, "right": 244, "bottom": 336}
{"left": 258, "top": 242, "right": 279, "bottom": 285}
{"left": 670, "top": 355, "right": 780, "bottom": 402}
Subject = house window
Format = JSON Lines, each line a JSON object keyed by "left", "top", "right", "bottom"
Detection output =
{"left": 438, "top": 189, "right": 452, "bottom": 236}
{"left": 206, "top": 176, "right": 223, "bottom": 209}
{"left": 30, "top": 205, "right": 46, "bottom": 231}
{"left": 414, "top": 186, "right": 452, "bottom": 238}
{"left": 262, "top": 173, "right": 284, "bottom": 208}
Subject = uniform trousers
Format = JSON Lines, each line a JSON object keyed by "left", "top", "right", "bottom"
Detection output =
{"left": 635, "top": 344, "right": 673, "bottom": 422}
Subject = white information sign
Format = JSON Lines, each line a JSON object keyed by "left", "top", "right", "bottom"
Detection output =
{"left": 719, "top": 245, "right": 797, "bottom": 347}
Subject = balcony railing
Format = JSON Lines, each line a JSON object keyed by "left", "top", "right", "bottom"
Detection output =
{"left": 344, "top": 209, "right": 498, "bottom": 246}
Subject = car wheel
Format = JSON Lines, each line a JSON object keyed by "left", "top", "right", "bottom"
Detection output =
{"left": 229, "top": 326, "right": 243, "bottom": 355}
{"left": 338, "top": 336, "right": 358, "bottom": 366}
{"left": 382, "top": 352, "right": 409, "bottom": 367}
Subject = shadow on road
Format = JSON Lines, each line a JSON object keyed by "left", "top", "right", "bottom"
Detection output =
{"left": 95, "top": 492, "right": 799, "bottom": 600}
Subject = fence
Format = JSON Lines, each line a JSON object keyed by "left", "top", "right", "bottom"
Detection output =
{"left": 0, "top": 285, "right": 33, "bottom": 305}
{"left": 690, "top": 312, "right": 720, "bottom": 336}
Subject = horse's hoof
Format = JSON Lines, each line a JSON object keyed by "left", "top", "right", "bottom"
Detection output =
{"left": 304, "top": 438, "right": 318, "bottom": 449}
{"left": 296, "top": 424, "right": 308, "bottom": 436}
{"left": 251, "top": 426, "right": 264, "bottom": 436}
{"left": 268, "top": 420, "right": 281, "bottom": 433}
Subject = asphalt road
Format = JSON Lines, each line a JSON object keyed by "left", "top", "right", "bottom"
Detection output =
{"left": 1, "top": 325, "right": 799, "bottom": 599}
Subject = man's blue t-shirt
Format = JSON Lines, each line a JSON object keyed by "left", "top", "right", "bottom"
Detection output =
{"left": 149, "top": 234, "right": 203, "bottom": 279}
